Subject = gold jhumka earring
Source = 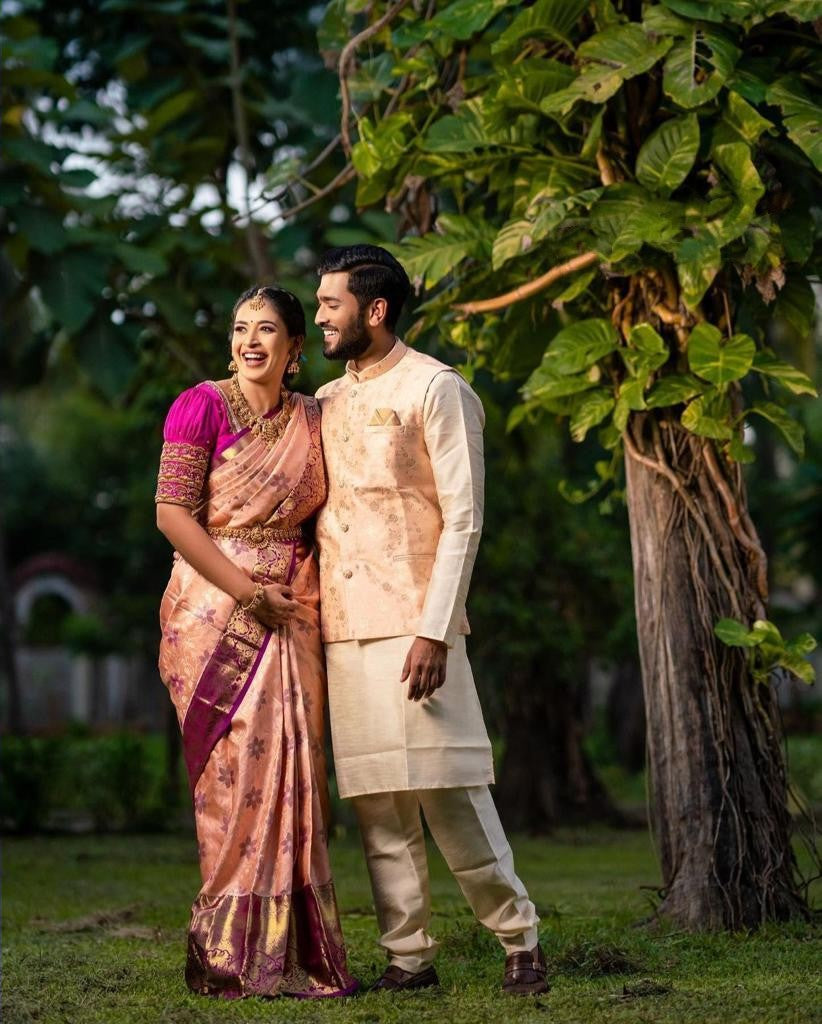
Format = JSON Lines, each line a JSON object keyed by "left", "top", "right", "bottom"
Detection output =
{"left": 227, "top": 359, "right": 238, "bottom": 373}
{"left": 286, "top": 353, "right": 301, "bottom": 375}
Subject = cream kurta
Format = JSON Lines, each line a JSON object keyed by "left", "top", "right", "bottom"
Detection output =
{"left": 316, "top": 341, "right": 493, "bottom": 797}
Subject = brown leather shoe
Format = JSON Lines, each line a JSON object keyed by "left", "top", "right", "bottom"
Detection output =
{"left": 503, "top": 943, "right": 550, "bottom": 996}
{"left": 371, "top": 964, "right": 440, "bottom": 992}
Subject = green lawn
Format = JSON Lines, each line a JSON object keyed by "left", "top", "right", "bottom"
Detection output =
{"left": 3, "top": 829, "right": 820, "bottom": 1024}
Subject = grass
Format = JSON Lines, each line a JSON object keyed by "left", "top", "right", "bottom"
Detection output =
{"left": 3, "top": 827, "right": 820, "bottom": 1024}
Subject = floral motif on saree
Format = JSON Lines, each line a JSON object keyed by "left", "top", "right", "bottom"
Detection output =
{"left": 157, "top": 384, "right": 356, "bottom": 999}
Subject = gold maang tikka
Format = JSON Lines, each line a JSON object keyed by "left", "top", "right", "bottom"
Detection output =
{"left": 248, "top": 291, "right": 267, "bottom": 310}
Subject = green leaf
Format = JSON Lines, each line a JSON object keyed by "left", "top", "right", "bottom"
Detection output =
{"left": 423, "top": 105, "right": 487, "bottom": 153}
{"left": 715, "top": 90, "right": 773, "bottom": 146}
{"left": 590, "top": 185, "right": 684, "bottom": 262}
{"left": 681, "top": 389, "right": 733, "bottom": 439}
{"left": 635, "top": 114, "right": 700, "bottom": 196}
{"left": 777, "top": 651, "right": 816, "bottom": 685}
{"left": 14, "top": 205, "right": 67, "bottom": 255}
{"left": 426, "top": 0, "right": 515, "bottom": 41}
{"left": 40, "top": 250, "right": 110, "bottom": 333}
{"left": 727, "top": 435, "right": 755, "bottom": 463}
{"left": 747, "top": 401, "right": 805, "bottom": 455}
{"left": 541, "top": 26, "right": 672, "bottom": 115}
{"left": 352, "top": 113, "right": 413, "bottom": 175}
{"left": 705, "top": 142, "right": 765, "bottom": 247}
{"left": 113, "top": 243, "right": 168, "bottom": 276}
{"left": 493, "top": 0, "right": 590, "bottom": 54}
{"left": 676, "top": 234, "right": 722, "bottom": 309}
{"left": 569, "top": 390, "right": 615, "bottom": 442}
{"left": 492, "top": 219, "right": 534, "bottom": 271}
{"left": 613, "top": 377, "right": 647, "bottom": 431}
{"left": 663, "top": 24, "right": 740, "bottom": 109}
{"left": 751, "top": 350, "right": 817, "bottom": 396}
{"left": 496, "top": 61, "right": 576, "bottom": 114}
{"left": 766, "top": 76, "right": 822, "bottom": 172}
{"left": 688, "top": 323, "right": 755, "bottom": 385}
{"left": 390, "top": 214, "right": 492, "bottom": 288}
{"left": 542, "top": 318, "right": 619, "bottom": 374}
{"left": 715, "top": 618, "right": 762, "bottom": 648}
{"left": 144, "top": 90, "right": 198, "bottom": 133}
{"left": 645, "top": 373, "right": 706, "bottom": 408}
{"left": 773, "top": 276, "right": 817, "bottom": 344}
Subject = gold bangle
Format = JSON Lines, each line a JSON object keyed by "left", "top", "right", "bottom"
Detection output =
{"left": 240, "top": 583, "right": 265, "bottom": 614}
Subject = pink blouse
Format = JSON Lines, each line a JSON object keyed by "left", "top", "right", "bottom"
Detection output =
{"left": 154, "top": 382, "right": 280, "bottom": 509}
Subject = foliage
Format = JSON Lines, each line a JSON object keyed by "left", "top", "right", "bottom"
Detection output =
{"left": 0, "top": 0, "right": 363, "bottom": 401}
{"left": 715, "top": 617, "right": 817, "bottom": 684}
{"left": 317, "top": 0, "right": 820, "bottom": 470}
{"left": 0, "top": 731, "right": 180, "bottom": 833}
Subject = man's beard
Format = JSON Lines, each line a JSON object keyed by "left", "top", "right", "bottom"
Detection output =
{"left": 321, "top": 308, "right": 371, "bottom": 361}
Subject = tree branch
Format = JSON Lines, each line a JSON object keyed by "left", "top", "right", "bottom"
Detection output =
{"left": 277, "top": 164, "right": 356, "bottom": 222}
{"left": 339, "top": 0, "right": 415, "bottom": 157}
{"left": 454, "top": 252, "right": 599, "bottom": 315}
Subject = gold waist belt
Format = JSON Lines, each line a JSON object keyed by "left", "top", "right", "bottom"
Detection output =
{"left": 207, "top": 523, "right": 303, "bottom": 545}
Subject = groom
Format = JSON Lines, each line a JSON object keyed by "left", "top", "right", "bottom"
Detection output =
{"left": 313, "top": 244, "right": 548, "bottom": 996}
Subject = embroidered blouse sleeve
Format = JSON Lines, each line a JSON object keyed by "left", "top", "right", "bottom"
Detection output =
{"left": 154, "top": 385, "right": 221, "bottom": 508}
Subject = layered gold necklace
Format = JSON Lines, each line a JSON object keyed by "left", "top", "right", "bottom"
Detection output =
{"left": 228, "top": 375, "right": 293, "bottom": 446}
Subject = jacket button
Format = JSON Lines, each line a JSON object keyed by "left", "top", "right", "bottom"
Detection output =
{"left": 343, "top": 570, "right": 353, "bottom": 579}
{"left": 342, "top": 434, "right": 350, "bottom": 442}
{"left": 341, "top": 523, "right": 349, "bottom": 532}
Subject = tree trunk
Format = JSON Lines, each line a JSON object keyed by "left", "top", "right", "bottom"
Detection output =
{"left": 624, "top": 411, "right": 806, "bottom": 928}
{"left": 496, "top": 661, "right": 622, "bottom": 832}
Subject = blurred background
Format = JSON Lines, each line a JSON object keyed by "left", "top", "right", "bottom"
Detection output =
{"left": 1, "top": 0, "right": 819, "bottom": 838}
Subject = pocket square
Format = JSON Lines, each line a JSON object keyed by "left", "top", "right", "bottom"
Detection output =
{"left": 368, "top": 408, "right": 401, "bottom": 426}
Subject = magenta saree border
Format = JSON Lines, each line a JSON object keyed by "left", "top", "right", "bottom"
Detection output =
{"left": 182, "top": 613, "right": 271, "bottom": 794}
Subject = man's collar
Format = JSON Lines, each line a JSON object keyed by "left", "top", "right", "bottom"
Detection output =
{"left": 346, "top": 339, "right": 407, "bottom": 383}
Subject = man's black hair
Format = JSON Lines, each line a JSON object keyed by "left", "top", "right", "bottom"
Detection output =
{"left": 317, "top": 245, "right": 411, "bottom": 330}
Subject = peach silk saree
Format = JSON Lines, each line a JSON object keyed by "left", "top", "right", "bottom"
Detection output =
{"left": 156, "top": 383, "right": 355, "bottom": 999}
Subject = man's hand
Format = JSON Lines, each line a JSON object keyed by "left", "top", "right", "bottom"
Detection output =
{"left": 401, "top": 637, "right": 448, "bottom": 701}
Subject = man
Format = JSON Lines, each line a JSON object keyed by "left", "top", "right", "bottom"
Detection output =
{"left": 313, "top": 244, "right": 547, "bottom": 996}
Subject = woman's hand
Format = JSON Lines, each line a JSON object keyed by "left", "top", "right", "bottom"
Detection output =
{"left": 253, "top": 583, "right": 300, "bottom": 628}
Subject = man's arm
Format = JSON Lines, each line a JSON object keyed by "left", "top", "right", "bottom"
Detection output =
{"left": 402, "top": 370, "right": 485, "bottom": 700}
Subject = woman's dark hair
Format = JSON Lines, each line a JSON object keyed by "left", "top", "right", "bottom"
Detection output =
{"left": 230, "top": 286, "right": 306, "bottom": 381}
{"left": 316, "top": 244, "right": 411, "bottom": 330}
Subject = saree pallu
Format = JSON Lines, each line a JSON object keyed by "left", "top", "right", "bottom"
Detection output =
{"left": 158, "top": 390, "right": 356, "bottom": 999}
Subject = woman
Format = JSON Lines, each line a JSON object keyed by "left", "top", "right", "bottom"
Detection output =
{"left": 155, "top": 286, "right": 356, "bottom": 999}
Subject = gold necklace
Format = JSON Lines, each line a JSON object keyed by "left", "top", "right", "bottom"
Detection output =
{"left": 228, "top": 375, "right": 293, "bottom": 446}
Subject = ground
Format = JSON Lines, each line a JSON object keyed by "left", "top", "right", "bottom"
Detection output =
{"left": 3, "top": 827, "right": 819, "bottom": 1024}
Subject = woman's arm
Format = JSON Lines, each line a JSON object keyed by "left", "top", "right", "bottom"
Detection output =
{"left": 156, "top": 504, "right": 298, "bottom": 625}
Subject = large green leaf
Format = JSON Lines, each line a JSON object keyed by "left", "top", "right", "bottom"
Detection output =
{"left": 766, "top": 76, "right": 822, "bottom": 172}
{"left": 747, "top": 401, "right": 805, "bottom": 455}
{"left": 645, "top": 373, "right": 706, "bottom": 408}
{"left": 714, "top": 90, "right": 773, "bottom": 147}
{"left": 541, "top": 25, "right": 672, "bottom": 115}
{"left": 751, "top": 351, "right": 817, "bottom": 396}
{"left": 391, "top": 214, "right": 492, "bottom": 288}
{"left": 773, "top": 276, "right": 817, "bottom": 342}
{"left": 570, "top": 390, "right": 615, "bottom": 442}
{"left": 493, "top": 186, "right": 601, "bottom": 269}
{"left": 541, "top": 318, "right": 619, "bottom": 374}
{"left": 495, "top": 61, "right": 576, "bottom": 113}
{"left": 705, "top": 142, "right": 765, "bottom": 246}
{"left": 426, "top": 0, "right": 516, "bottom": 41}
{"left": 522, "top": 364, "right": 601, "bottom": 404}
{"left": 14, "top": 206, "right": 68, "bottom": 255}
{"left": 663, "top": 24, "right": 740, "bottom": 108}
{"left": 39, "top": 250, "right": 110, "bottom": 333}
{"left": 621, "top": 323, "right": 670, "bottom": 377}
{"left": 681, "top": 389, "right": 733, "bottom": 439}
{"left": 635, "top": 114, "right": 700, "bottom": 196}
{"left": 492, "top": 0, "right": 590, "bottom": 54}
{"left": 591, "top": 186, "right": 684, "bottom": 262}
{"left": 676, "top": 234, "right": 722, "bottom": 309}
{"left": 352, "top": 113, "right": 413, "bottom": 175}
{"left": 688, "top": 323, "right": 755, "bottom": 385}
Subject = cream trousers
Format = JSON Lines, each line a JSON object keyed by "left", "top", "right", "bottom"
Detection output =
{"left": 352, "top": 784, "right": 539, "bottom": 973}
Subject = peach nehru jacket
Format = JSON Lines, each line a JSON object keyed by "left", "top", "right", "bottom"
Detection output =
{"left": 315, "top": 340, "right": 484, "bottom": 646}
